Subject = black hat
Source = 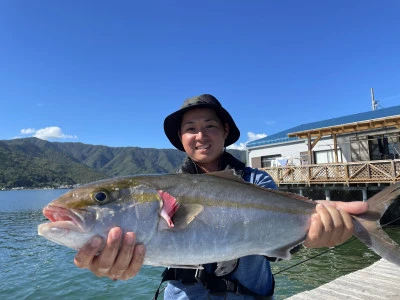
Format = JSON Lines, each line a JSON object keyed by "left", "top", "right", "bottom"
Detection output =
{"left": 164, "top": 94, "right": 240, "bottom": 151}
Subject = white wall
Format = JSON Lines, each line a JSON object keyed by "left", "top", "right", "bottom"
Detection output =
{"left": 247, "top": 137, "right": 345, "bottom": 167}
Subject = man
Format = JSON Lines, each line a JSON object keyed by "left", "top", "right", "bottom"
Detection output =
{"left": 74, "top": 94, "right": 368, "bottom": 298}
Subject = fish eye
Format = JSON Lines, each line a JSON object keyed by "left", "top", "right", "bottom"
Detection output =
{"left": 92, "top": 191, "right": 108, "bottom": 203}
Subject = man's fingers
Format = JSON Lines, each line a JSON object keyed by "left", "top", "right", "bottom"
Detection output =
{"left": 316, "top": 200, "right": 368, "bottom": 215}
{"left": 74, "top": 236, "right": 103, "bottom": 269}
{"left": 304, "top": 203, "right": 356, "bottom": 248}
{"left": 108, "top": 232, "right": 137, "bottom": 279}
{"left": 92, "top": 227, "right": 123, "bottom": 276}
{"left": 73, "top": 228, "right": 145, "bottom": 281}
{"left": 121, "top": 244, "right": 146, "bottom": 280}
{"left": 306, "top": 212, "right": 322, "bottom": 242}
{"left": 323, "top": 204, "right": 344, "bottom": 247}
{"left": 337, "top": 209, "right": 354, "bottom": 243}
{"left": 304, "top": 206, "right": 326, "bottom": 248}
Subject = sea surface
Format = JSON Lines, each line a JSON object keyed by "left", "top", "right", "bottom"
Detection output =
{"left": 1, "top": 189, "right": 399, "bottom": 300}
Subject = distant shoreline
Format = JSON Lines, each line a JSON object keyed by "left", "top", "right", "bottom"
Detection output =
{"left": 1, "top": 186, "right": 74, "bottom": 192}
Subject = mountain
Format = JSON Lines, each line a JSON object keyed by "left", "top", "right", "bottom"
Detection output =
{"left": 0, "top": 138, "right": 246, "bottom": 189}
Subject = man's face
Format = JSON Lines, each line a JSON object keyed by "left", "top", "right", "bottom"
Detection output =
{"left": 179, "top": 108, "right": 229, "bottom": 166}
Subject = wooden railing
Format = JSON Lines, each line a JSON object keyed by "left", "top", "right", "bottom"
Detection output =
{"left": 261, "top": 159, "right": 400, "bottom": 186}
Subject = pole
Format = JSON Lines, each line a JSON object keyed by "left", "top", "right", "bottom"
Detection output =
{"left": 371, "top": 88, "right": 375, "bottom": 111}
{"left": 371, "top": 88, "right": 379, "bottom": 110}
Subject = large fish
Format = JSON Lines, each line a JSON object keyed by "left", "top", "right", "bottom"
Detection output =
{"left": 38, "top": 170, "right": 400, "bottom": 267}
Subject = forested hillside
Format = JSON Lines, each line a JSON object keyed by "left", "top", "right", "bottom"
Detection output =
{"left": 0, "top": 138, "right": 246, "bottom": 189}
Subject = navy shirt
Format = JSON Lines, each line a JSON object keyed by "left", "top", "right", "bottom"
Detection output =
{"left": 164, "top": 167, "right": 277, "bottom": 299}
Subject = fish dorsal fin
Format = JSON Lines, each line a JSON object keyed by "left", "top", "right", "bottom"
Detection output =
{"left": 206, "top": 169, "right": 245, "bottom": 183}
{"left": 259, "top": 188, "right": 312, "bottom": 203}
{"left": 173, "top": 204, "right": 203, "bottom": 229}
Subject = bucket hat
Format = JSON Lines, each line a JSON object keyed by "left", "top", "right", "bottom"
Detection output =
{"left": 163, "top": 94, "right": 240, "bottom": 151}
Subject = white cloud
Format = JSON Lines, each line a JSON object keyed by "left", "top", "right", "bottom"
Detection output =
{"left": 228, "top": 142, "right": 247, "bottom": 150}
{"left": 19, "top": 126, "right": 77, "bottom": 140}
{"left": 228, "top": 132, "right": 267, "bottom": 150}
{"left": 247, "top": 132, "right": 267, "bottom": 141}
{"left": 21, "top": 128, "right": 35, "bottom": 134}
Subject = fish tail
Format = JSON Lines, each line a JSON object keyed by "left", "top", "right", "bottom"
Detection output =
{"left": 352, "top": 182, "right": 400, "bottom": 266}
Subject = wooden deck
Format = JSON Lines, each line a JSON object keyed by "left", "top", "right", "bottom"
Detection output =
{"left": 287, "top": 259, "right": 400, "bottom": 299}
{"left": 261, "top": 159, "right": 400, "bottom": 186}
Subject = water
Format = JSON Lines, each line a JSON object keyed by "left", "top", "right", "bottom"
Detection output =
{"left": 0, "top": 190, "right": 399, "bottom": 300}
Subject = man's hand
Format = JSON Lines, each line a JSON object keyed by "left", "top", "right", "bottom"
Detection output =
{"left": 74, "top": 227, "right": 146, "bottom": 280}
{"left": 304, "top": 201, "right": 369, "bottom": 248}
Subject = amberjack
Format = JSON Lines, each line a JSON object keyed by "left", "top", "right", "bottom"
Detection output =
{"left": 38, "top": 170, "right": 400, "bottom": 268}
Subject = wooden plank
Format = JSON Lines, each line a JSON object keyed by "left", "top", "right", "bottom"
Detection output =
{"left": 287, "top": 259, "right": 400, "bottom": 299}
{"left": 287, "top": 116, "right": 400, "bottom": 139}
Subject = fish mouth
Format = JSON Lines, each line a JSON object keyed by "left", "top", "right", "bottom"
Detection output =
{"left": 42, "top": 205, "right": 94, "bottom": 232}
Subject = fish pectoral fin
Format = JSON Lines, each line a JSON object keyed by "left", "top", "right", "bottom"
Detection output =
{"left": 158, "top": 190, "right": 180, "bottom": 228}
{"left": 266, "top": 248, "right": 292, "bottom": 261}
{"left": 168, "top": 264, "right": 204, "bottom": 269}
{"left": 172, "top": 204, "right": 203, "bottom": 229}
{"left": 266, "top": 239, "right": 306, "bottom": 260}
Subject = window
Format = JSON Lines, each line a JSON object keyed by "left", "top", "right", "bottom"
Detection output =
{"left": 350, "top": 136, "right": 369, "bottom": 161}
{"left": 300, "top": 151, "right": 309, "bottom": 165}
{"left": 369, "top": 135, "right": 400, "bottom": 160}
{"left": 388, "top": 136, "right": 400, "bottom": 159}
{"left": 261, "top": 155, "right": 281, "bottom": 168}
{"left": 314, "top": 149, "right": 342, "bottom": 164}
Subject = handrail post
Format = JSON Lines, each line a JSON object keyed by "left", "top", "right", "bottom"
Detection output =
{"left": 391, "top": 160, "right": 395, "bottom": 183}
{"left": 344, "top": 162, "right": 349, "bottom": 186}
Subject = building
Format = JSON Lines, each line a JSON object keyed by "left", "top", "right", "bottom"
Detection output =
{"left": 246, "top": 105, "right": 400, "bottom": 192}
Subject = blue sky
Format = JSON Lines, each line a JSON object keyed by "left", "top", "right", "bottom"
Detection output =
{"left": 1, "top": 1, "right": 399, "bottom": 150}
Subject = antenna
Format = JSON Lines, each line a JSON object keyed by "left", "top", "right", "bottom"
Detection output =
{"left": 371, "top": 88, "right": 379, "bottom": 111}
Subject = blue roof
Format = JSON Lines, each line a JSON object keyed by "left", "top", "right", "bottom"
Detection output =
{"left": 246, "top": 105, "right": 400, "bottom": 148}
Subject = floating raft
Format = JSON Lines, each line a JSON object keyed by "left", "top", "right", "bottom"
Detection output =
{"left": 287, "top": 259, "right": 400, "bottom": 299}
